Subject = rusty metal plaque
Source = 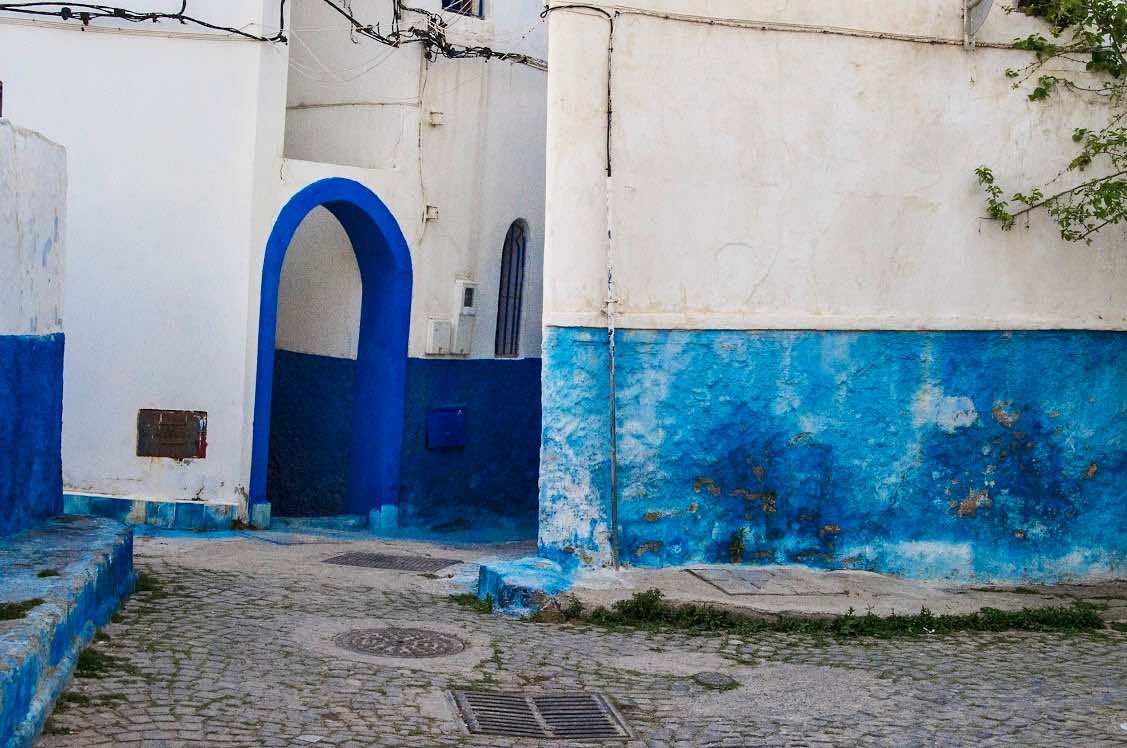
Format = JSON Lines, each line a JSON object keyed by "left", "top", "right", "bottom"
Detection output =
{"left": 137, "top": 409, "right": 207, "bottom": 459}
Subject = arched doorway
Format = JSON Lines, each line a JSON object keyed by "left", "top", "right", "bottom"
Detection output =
{"left": 249, "top": 178, "right": 412, "bottom": 520}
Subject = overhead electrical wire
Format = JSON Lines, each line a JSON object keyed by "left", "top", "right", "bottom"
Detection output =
{"left": 0, "top": 0, "right": 548, "bottom": 69}
{"left": 0, "top": 1, "right": 288, "bottom": 41}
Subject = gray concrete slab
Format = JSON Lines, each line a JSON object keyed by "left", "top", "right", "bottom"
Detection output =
{"left": 568, "top": 562, "right": 1126, "bottom": 617}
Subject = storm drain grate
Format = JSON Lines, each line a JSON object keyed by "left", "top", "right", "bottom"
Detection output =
{"left": 322, "top": 552, "right": 459, "bottom": 573}
{"left": 453, "top": 690, "right": 630, "bottom": 741}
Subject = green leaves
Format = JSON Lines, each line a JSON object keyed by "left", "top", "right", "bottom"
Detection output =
{"left": 980, "top": 0, "right": 1127, "bottom": 241}
{"left": 1029, "top": 75, "right": 1060, "bottom": 99}
{"left": 976, "top": 167, "right": 1018, "bottom": 230}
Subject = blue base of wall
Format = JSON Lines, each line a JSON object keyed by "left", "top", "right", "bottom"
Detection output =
{"left": 0, "top": 516, "right": 134, "bottom": 748}
{"left": 0, "top": 334, "right": 64, "bottom": 537}
{"left": 267, "top": 350, "right": 540, "bottom": 537}
{"left": 64, "top": 494, "right": 238, "bottom": 531}
{"left": 476, "top": 557, "right": 573, "bottom": 616}
{"left": 539, "top": 327, "right": 1127, "bottom": 581}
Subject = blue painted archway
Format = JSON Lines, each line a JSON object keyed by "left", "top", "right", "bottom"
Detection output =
{"left": 249, "top": 178, "right": 413, "bottom": 516}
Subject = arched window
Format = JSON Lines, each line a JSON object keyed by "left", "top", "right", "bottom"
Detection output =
{"left": 494, "top": 220, "right": 527, "bottom": 358}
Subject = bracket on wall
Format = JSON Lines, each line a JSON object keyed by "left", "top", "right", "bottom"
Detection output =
{"left": 964, "top": 0, "right": 994, "bottom": 49}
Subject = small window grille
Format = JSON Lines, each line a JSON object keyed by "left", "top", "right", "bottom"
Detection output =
{"left": 494, "top": 220, "right": 527, "bottom": 358}
{"left": 442, "top": 0, "right": 483, "bottom": 18}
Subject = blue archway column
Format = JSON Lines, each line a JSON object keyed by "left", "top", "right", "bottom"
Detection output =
{"left": 249, "top": 178, "right": 413, "bottom": 522}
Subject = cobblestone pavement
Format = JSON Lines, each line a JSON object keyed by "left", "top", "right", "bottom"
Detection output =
{"left": 38, "top": 534, "right": 1127, "bottom": 747}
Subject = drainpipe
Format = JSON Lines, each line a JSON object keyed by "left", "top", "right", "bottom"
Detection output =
{"left": 602, "top": 12, "right": 620, "bottom": 570}
{"left": 545, "top": 4, "right": 619, "bottom": 568}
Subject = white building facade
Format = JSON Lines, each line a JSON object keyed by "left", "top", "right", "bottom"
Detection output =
{"left": 538, "top": 1, "right": 1127, "bottom": 580}
{"left": 0, "top": 0, "right": 547, "bottom": 534}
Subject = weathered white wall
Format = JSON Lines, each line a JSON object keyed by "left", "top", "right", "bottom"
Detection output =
{"left": 0, "top": 0, "right": 546, "bottom": 512}
{"left": 278, "top": 0, "right": 547, "bottom": 361}
{"left": 0, "top": 2, "right": 289, "bottom": 505}
{"left": 0, "top": 120, "right": 65, "bottom": 336}
{"left": 545, "top": 2, "right": 1127, "bottom": 331}
{"left": 274, "top": 208, "right": 362, "bottom": 358}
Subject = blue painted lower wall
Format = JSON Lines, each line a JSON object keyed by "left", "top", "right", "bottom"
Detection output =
{"left": 268, "top": 350, "right": 541, "bottom": 534}
{"left": 0, "top": 333, "right": 64, "bottom": 537}
{"left": 267, "top": 350, "right": 356, "bottom": 517}
{"left": 539, "top": 327, "right": 1127, "bottom": 581}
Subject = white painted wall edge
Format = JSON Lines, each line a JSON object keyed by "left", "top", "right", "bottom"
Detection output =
{"left": 543, "top": 312, "right": 1127, "bottom": 332}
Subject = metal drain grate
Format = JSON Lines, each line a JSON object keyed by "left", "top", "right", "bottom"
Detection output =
{"left": 453, "top": 691, "right": 630, "bottom": 741}
{"left": 322, "top": 552, "right": 459, "bottom": 573}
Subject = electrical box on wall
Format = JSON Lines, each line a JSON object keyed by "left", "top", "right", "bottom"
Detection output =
{"left": 427, "top": 319, "right": 453, "bottom": 355}
{"left": 453, "top": 279, "right": 477, "bottom": 356}
{"left": 426, "top": 405, "right": 467, "bottom": 449}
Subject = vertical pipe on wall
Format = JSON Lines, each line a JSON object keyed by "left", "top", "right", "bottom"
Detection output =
{"left": 603, "top": 12, "right": 620, "bottom": 569}
{"left": 545, "top": 4, "right": 619, "bottom": 567}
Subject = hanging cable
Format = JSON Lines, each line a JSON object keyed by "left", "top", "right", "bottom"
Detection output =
{"left": 0, "top": 1, "right": 288, "bottom": 41}
{"left": 0, "top": 1, "right": 549, "bottom": 68}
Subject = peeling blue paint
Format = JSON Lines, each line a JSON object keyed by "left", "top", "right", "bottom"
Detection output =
{"left": 539, "top": 327, "right": 1127, "bottom": 581}
{"left": 0, "top": 517, "right": 134, "bottom": 748}
{"left": 268, "top": 350, "right": 540, "bottom": 537}
{"left": 477, "top": 557, "right": 572, "bottom": 615}
{"left": 0, "top": 334, "right": 64, "bottom": 537}
{"left": 63, "top": 494, "right": 238, "bottom": 531}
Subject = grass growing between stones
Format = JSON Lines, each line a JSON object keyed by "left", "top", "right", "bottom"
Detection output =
{"left": 451, "top": 593, "right": 494, "bottom": 614}
{"left": 134, "top": 571, "right": 164, "bottom": 596}
{"left": 75, "top": 648, "right": 138, "bottom": 678}
{"left": 0, "top": 598, "right": 45, "bottom": 619}
{"left": 541, "top": 589, "right": 1106, "bottom": 639}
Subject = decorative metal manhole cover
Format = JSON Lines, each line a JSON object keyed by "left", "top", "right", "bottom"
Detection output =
{"left": 332, "top": 627, "right": 466, "bottom": 658}
{"left": 453, "top": 690, "right": 630, "bottom": 740}
{"left": 322, "top": 552, "right": 460, "bottom": 573}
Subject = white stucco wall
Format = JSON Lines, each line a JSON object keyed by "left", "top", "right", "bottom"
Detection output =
{"left": 0, "top": 120, "right": 65, "bottom": 336}
{"left": 0, "top": 0, "right": 544, "bottom": 512}
{"left": 544, "top": 2, "right": 1127, "bottom": 331}
{"left": 277, "top": 0, "right": 547, "bottom": 361}
{"left": 0, "top": 2, "right": 288, "bottom": 505}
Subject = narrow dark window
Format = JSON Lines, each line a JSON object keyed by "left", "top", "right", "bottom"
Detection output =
{"left": 442, "top": 0, "right": 483, "bottom": 18}
{"left": 495, "top": 220, "right": 527, "bottom": 358}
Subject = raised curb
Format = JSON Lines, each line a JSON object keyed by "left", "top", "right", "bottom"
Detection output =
{"left": 0, "top": 516, "right": 135, "bottom": 748}
{"left": 477, "top": 556, "right": 574, "bottom": 615}
{"left": 64, "top": 493, "right": 238, "bottom": 532}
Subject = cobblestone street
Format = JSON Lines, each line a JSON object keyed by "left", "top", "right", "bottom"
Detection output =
{"left": 38, "top": 534, "right": 1127, "bottom": 747}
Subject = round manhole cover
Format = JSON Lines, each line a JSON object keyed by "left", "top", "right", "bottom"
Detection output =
{"left": 332, "top": 627, "right": 467, "bottom": 658}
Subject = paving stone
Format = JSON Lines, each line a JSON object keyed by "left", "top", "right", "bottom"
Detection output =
{"left": 34, "top": 540, "right": 1127, "bottom": 747}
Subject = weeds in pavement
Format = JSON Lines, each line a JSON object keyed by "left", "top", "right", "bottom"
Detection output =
{"left": 75, "top": 648, "right": 138, "bottom": 678}
{"left": 134, "top": 572, "right": 164, "bottom": 597}
{"left": 0, "top": 598, "right": 45, "bottom": 620}
{"left": 535, "top": 589, "right": 1106, "bottom": 639}
{"left": 451, "top": 593, "right": 494, "bottom": 614}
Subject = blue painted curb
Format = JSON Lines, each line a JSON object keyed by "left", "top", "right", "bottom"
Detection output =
{"left": 476, "top": 557, "right": 574, "bottom": 616}
{"left": 0, "top": 516, "right": 135, "bottom": 748}
{"left": 64, "top": 494, "right": 238, "bottom": 532}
